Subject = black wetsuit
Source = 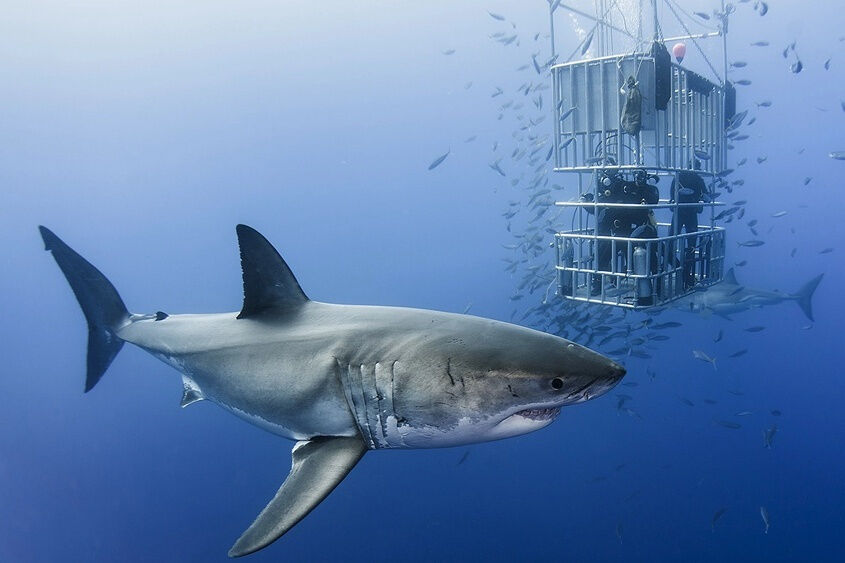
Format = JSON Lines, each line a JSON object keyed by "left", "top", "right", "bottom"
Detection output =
{"left": 669, "top": 171, "right": 707, "bottom": 288}
{"left": 590, "top": 176, "right": 659, "bottom": 293}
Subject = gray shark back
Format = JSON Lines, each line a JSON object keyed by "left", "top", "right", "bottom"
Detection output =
{"left": 40, "top": 224, "right": 624, "bottom": 558}
{"left": 679, "top": 268, "right": 824, "bottom": 321}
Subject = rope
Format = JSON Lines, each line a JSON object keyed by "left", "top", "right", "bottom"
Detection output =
{"left": 564, "top": 0, "right": 623, "bottom": 63}
{"left": 661, "top": 0, "right": 722, "bottom": 83}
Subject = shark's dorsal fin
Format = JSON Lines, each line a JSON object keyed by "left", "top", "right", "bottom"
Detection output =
{"left": 236, "top": 225, "right": 309, "bottom": 319}
{"left": 724, "top": 268, "right": 739, "bottom": 285}
{"left": 228, "top": 436, "right": 367, "bottom": 557}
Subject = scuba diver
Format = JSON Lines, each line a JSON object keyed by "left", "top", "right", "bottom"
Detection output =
{"left": 583, "top": 169, "right": 659, "bottom": 299}
{"left": 669, "top": 159, "right": 710, "bottom": 290}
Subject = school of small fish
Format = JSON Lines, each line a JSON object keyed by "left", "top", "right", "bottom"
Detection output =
{"left": 429, "top": 0, "right": 837, "bottom": 543}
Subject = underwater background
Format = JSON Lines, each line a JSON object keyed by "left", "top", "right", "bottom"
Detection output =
{"left": 2, "top": 1, "right": 843, "bottom": 561}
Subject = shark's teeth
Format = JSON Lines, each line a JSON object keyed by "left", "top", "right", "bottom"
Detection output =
{"left": 514, "top": 407, "right": 561, "bottom": 421}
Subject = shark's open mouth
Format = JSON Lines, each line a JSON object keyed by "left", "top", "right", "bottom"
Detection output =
{"left": 514, "top": 407, "right": 561, "bottom": 421}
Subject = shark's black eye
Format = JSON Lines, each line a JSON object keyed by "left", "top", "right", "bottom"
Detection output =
{"left": 551, "top": 377, "right": 564, "bottom": 390}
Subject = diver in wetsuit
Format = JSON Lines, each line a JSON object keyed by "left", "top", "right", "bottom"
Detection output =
{"left": 583, "top": 170, "right": 659, "bottom": 296}
{"left": 670, "top": 159, "right": 709, "bottom": 289}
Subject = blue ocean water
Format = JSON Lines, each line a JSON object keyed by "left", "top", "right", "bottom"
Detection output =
{"left": 2, "top": 1, "right": 843, "bottom": 561}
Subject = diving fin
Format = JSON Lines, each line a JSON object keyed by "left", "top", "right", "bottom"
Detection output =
{"left": 228, "top": 436, "right": 367, "bottom": 558}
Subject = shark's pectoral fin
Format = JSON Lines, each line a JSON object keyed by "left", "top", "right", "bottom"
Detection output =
{"left": 179, "top": 377, "right": 204, "bottom": 408}
{"left": 228, "top": 435, "right": 367, "bottom": 558}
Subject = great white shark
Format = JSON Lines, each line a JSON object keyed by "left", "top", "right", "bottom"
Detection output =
{"left": 677, "top": 268, "right": 824, "bottom": 321}
{"left": 39, "top": 224, "right": 625, "bottom": 557}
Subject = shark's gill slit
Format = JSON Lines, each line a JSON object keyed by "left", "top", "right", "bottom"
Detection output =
{"left": 39, "top": 223, "right": 624, "bottom": 558}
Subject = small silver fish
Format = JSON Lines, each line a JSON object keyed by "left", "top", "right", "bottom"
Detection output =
{"left": 457, "top": 450, "right": 470, "bottom": 465}
{"left": 712, "top": 507, "right": 728, "bottom": 531}
{"left": 763, "top": 424, "right": 777, "bottom": 448}
{"left": 771, "top": 211, "right": 787, "bottom": 218}
{"left": 559, "top": 106, "right": 577, "bottom": 122}
{"left": 693, "top": 350, "right": 717, "bottom": 370}
{"left": 427, "top": 150, "right": 450, "bottom": 170}
{"left": 716, "top": 420, "right": 741, "bottom": 429}
{"left": 489, "top": 160, "right": 506, "bottom": 177}
{"left": 581, "top": 31, "right": 594, "bottom": 55}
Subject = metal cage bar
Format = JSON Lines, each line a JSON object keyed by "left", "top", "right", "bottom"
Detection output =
{"left": 552, "top": 55, "right": 726, "bottom": 174}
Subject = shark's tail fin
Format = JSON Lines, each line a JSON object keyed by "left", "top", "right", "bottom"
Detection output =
{"left": 792, "top": 273, "right": 824, "bottom": 322}
{"left": 39, "top": 226, "right": 129, "bottom": 391}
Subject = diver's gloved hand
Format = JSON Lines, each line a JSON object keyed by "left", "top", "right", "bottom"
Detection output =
{"left": 580, "top": 192, "right": 595, "bottom": 203}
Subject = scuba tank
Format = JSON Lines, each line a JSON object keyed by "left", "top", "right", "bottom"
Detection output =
{"left": 560, "top": 239, "right": 574, "bottom": 296}
{"left": 633, "top": 244, "right": 653, "bottom": 306}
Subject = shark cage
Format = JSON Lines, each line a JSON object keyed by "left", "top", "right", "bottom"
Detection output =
{"left": 547, "top": 0, "right": 735, "bottom": 309}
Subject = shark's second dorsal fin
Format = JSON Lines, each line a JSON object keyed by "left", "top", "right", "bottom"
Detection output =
{"left": 236, "top": 225, "right": 309, "bottom": 319}
{"left": 724, "top": 268, "right": 738, "bottom": 286}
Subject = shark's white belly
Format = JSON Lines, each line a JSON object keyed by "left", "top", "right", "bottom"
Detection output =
{"left": 119, "top": 314, "right": 361, "bottom": 442}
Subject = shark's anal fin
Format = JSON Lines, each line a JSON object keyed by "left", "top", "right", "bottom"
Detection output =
{"left": 228, "top": 436, "right": 367, "bottom": 558}
{"left": 235, "top": 225, "right": 309, "bottom": 319}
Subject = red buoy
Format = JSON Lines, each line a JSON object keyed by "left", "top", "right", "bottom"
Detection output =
{"left": 673, "top": 42, "right": 686, "bottom": 64}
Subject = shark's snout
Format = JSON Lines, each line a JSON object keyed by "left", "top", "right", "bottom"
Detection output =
{"left": 558, "top": 355, "right": 626, "bottom": 405}
{"left": 609, "top": 361, "right": 627, "bottom": 381}
{"left": 594, "top": 359, "right": 626, "bottom": 394}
